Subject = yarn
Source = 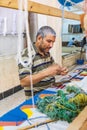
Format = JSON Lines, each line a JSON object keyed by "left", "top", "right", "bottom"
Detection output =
{"left": 18, "top": 0, "right": 35, "bottom": 107}
{"left": 36, "top": 86, "right": 87, "bottom": 122}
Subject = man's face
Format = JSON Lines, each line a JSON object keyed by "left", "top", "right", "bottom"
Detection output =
{"left": 38, "top": 34, "right": 56, "bottom": 54}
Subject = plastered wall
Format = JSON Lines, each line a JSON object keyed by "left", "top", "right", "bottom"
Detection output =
{"left": 0, "top": 56, "right": 20, "bottom": 93}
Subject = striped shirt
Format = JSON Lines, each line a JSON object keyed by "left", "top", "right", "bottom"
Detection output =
{"left": 18, "top": 44, "right": 55, "bottom": 99}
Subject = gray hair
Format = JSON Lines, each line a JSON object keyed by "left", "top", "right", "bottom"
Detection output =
{"left": 36, "top": 26, "right": 56, "bottom": 39}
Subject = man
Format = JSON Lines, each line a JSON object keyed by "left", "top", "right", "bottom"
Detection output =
{"left": 67, "top": 37, "right": 75, "bottom": 47}
{"left": 18, "top": 26, "right": 68, "bottom": 99}
{"left": 81, "top": 34, "right": 87, "bottom": 51}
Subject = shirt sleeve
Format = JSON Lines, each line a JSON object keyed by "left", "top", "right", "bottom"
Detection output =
{"left": 18, "top": 48, "right": 31, "bottom": 80}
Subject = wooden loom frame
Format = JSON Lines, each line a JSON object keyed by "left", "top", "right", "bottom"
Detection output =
{"left": 0, "top": 0, "right": 84, "bottom": 21}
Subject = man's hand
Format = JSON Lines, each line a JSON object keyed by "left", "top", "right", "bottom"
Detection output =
{"left": 60, "top": 67, "right": 68, "bottom": 76}
{"left": 43, "top": 64, "right": 62, "bottom": 77}
{"left": 43, "top": 64, "right": 68, "bottom": 77}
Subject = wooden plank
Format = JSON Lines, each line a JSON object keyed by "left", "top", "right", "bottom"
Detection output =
{"left": 67, "top": 106, "right": 87, "bottom": 130}
{"left": 80, "top": 14, "right": 85, "bottom": 29}
{"left": 18, "top": 119, "right": 56, "bottom": 130}
{"left": 0, "top": 0, "right": 18, "bottom": 10}
{"left": 0, "top": 0, "right": 81, "bottom": 20}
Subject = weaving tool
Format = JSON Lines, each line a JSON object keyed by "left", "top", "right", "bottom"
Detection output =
{"left": 18, "top": 119, "right": 57, "bottom": 130}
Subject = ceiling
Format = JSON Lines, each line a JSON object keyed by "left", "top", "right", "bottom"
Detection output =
{"left": 59, "top": 1, "right": 84, "bottom": 14}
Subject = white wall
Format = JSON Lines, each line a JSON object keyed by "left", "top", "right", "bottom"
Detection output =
{"left": 0, "top": 7, "right": 23, "bottom": 92}
{"left": 0, "top": 7, "right": 25, "bottom": 56}
{"left": 0, "top": 7, "right": 18, "bottom": 35}
{"left": 0, "top": 35, "right": 17, "bottom": 56}
{"left": 0, "top": 56, "right": 20, "bottom": 92}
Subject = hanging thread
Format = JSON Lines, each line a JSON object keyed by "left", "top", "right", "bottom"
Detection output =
{"left": 17, "top": 0, "right": 35, "bottom": 107}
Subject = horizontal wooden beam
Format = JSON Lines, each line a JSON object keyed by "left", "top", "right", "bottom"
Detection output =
{"left": 0, "top": 0, "right": 81, "bottom": 21}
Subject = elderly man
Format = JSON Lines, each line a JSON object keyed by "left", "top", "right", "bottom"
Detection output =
{"left": 18, "top": 26, "right": 68, "bottom": 99}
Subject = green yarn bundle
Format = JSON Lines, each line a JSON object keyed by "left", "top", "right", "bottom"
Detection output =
{"left": 36, "top": 86, "right": 87, "bottom": 122}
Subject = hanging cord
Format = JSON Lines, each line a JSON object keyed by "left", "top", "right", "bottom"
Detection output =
{"left": 17, "top": 0, "right": 26, "bottom": 67}
{"left": 61, "top": 0, "right": 68, "bottom": 45}
{"left": 24, "top": 0, "right": 35, "bottom": 107}
{"left": 17, "top": 0, "right": 35, "bottom": 67}
{"left": 17, "top": 0, "right": 34, "bottom": 107}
